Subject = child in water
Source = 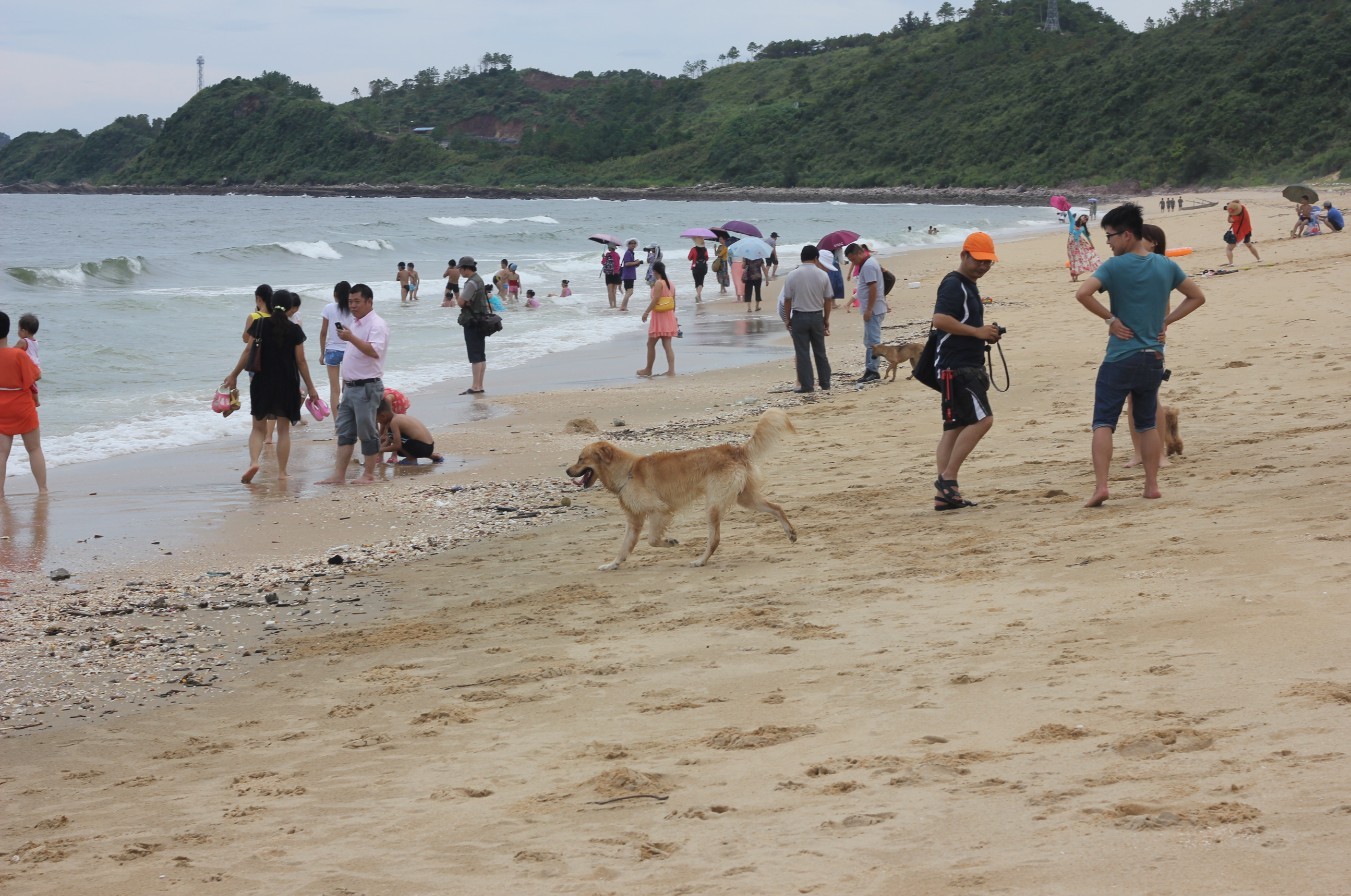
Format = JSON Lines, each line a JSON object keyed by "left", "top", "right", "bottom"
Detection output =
{"left": 525, "top": 289, "right": 540, "bottom": 308}
{"left": 14, "top": 313, "right": 41, "bottom": 407}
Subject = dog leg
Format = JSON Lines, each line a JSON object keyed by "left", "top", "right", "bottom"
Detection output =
{"left": 692, "top": 506, "right": 722, "bottom": 567}
{"left": 738, "top": 487, "right": 797, "bottom": 543}
{"left": 646, "top": 511, "right": 679, "bottom": 547}
{"left": 884, "top": 363, "right": 897, "bottom": 382}
{"left": 600, "top": 513, "right": 644, "bottom": 571}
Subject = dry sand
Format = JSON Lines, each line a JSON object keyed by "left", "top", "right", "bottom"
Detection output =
{"left": 3, "top": 188, "right": 1349, "bottom": 895}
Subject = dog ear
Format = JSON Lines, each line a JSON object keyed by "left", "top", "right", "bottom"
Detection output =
{"left": 595, "top": 442, "right": 615, "bottom": 462}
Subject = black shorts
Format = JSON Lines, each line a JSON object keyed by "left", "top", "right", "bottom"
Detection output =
{"left": 940, "top": 367, "right": 993, "bottom": 431}
{"left": 445, "top": 283, "right": 459, "bottom": 297}
{"left": 463, "top": 325, "right": 487, "bottom": 364}
{"left": 691, "top": 262, "right": 707, "bottom": 287}
{"left": 400, "top": 436, "right": 435, "bottom": 459}
{"left": 604, "top": 273, "right": 622, "bottom": 285}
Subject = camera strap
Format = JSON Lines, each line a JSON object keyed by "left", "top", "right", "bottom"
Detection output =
{"left": 984, "top": 341, "right": 1010, "bottom": 392}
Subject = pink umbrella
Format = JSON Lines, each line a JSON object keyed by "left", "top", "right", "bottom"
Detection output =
{"left": 681, "top": 227, "right": 717, "bottom": 239}
{"left": 720, "top": 220, "right": 763, "bottom": 238}
{"left": 817, "top": 229, "right": 860, "bottom": 252}
{"left": 588, "top": 233, "right": 623, "bottom": 246}
{"left": 1049, "top": 195, "right": 1071, "bottom": 212}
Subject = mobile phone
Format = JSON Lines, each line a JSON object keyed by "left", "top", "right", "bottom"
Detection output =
{"left": 335, "top": 322, "right": 345, "bottom": 330}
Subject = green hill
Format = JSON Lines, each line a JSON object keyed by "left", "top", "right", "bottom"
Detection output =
{"left": 2, "top": 0, "right": 1347, "bottom": 190}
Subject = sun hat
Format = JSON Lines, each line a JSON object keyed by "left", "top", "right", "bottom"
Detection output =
{"left": 457, "top": 255, "right": 476, "bottom": 268}
{"left": 962, "top": 232, "right": 998, "bottom": 261}
{"left": 627, "top": 239, "right": 638, "bottom": 246}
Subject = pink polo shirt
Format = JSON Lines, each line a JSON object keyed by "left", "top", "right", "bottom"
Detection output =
{"left": 339, "top": 310, "right": 389, "bottom": 380}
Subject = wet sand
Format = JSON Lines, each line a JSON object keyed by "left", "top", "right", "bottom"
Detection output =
{"left": 3, "top": 188, "right": 1350, "bottom": 895}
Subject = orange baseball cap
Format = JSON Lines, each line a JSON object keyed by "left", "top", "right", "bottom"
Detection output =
{"left": 962, "top": 232, "right": 998, "bottom": 261}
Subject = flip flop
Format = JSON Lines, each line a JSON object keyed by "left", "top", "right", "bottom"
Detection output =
{"left": 459, "top": 388, "right": 484, "bottom": 395}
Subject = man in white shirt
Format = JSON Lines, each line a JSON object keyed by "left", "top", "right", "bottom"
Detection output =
{"left": 781, "top": 245, "right": 833, "bottom": 393}
{"left": 317, "top": 282, "right": 390, "bottom": 485}
{"left": 846, "top": 242, "right": 888, "bottom": 383}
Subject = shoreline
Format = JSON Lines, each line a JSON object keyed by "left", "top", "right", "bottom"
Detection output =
{"left": 4, "top": 187, "right": 1350, "bottom": 894}
{"left": 1, "top": 180, "right": 1135, "bottom": 206}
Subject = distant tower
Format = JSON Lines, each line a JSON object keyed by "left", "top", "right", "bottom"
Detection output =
{"left": 197, "top": 56, "right": 205, "bottom": 91}
{"left": 1044, "top": 0, "right": 1061, "bottom": 31}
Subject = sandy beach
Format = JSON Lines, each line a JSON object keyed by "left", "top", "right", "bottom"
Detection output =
{"left": 3, "top": 187, "right": 1349, "bottom": 895}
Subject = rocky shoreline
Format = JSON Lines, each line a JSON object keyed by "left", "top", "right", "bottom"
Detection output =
{"left": 1, "top": 180, "right": 1137, "bottom": 205}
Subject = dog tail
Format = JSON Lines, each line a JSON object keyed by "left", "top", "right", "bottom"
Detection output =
{"left": 745, "top": 409, "right": 795, "bottom": 462}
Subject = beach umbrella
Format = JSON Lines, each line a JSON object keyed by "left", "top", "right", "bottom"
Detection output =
{"left": 588, "top": 233, "right": 623, "bottom": 246}
{"left": 1049, "top": 195, "right": 1071, "bottom": 212}
{"left": 817, "top": 229, "right": 860, "bottom": 252}
{"left": 720, "top": 220, "right": 763, "bottom": 238}
{"left": 681, "top": 227, "right": 718, "bottom": 240}
{"left": 727, "top": 236, "right": 773, "bottom": 260}
{"left": 1282, "top": 184, "right": 1318, "bottom": 204}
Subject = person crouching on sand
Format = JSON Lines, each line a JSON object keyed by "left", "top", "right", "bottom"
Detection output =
{"left": 377, "top": 400, "right": 444, "bottom": 465}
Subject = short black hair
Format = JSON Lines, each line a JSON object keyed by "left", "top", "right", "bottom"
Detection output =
{"left": 350, "top": 283, "right": 374, "bottom": 300}
{"left": 0, "top": 311, "right": 9, "bottom": 340}
{"left": 843, "top": 242, "right": 863, "bottom": 256}
{"left": 1101, "top": 202, "right": 1144, "bottom": 239}
{"left": 800, "top": 245, "right": 819, "bottom": 262}
{"left": 18, "top": 313, "right": 39, "bottom": 335}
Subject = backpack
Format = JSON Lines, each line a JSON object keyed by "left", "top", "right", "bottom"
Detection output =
{"left": 913, "top": 329, "right": 942, "bottom": 392}
{"left": 882, "top": 268, "right": 897, "bottom": 296}
{"left": 602, "top": 252, "right": 617, "bottom": 275}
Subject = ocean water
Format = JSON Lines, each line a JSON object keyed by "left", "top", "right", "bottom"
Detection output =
{"left": 0, "top": 193, "right": 1062, "bottom": 476}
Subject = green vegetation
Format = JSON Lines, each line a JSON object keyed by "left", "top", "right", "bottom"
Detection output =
{"left": 3, "top": 0, "right": 1348, "bottom": 189}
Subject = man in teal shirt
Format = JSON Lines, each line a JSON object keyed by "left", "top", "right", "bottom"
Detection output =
{"left": 1075, "top": 203, "right": 1206, "bottom": 508}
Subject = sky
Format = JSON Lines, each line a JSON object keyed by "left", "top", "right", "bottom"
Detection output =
{"left": 1, "top": 1, "right": 1182, "bottom": 137}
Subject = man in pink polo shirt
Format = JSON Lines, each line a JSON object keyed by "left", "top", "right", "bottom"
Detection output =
{"left": 317, "top": 282, "right": 390, "bottom": 485}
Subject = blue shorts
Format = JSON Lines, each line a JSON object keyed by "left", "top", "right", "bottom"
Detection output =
{"left": 324, "top": 348, "right": 345, "bottom": 367}
{"left": 1092, "top": 352, "right": 1165, "bottom": 432}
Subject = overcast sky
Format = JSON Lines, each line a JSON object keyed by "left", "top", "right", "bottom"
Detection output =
{"left": 1, "top": 1, "right": 1181, "bottom": 136}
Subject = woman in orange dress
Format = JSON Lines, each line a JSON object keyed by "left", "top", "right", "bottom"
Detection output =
{"left": 0, "top": 311, "right": 47, "bottom": 496}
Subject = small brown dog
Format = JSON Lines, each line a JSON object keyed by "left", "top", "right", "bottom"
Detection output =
{"left": 870, "top": 342, "right": 923, "bottom": 382}
{"left": 566, "top": 409, "right": 797, "bottom": 569}
{"left": 1160, "top": 405, "right": 1183, "bottom": 456}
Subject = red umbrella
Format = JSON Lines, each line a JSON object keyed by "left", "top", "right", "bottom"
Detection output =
{"left": 1049, "top": 195, "right": 1071, "bottom": 212}
{"left": 817, "top": 229, "right": 859, "bottom": 252}
{"left": 720, "top": 220, "right": 763, "bottom": 238}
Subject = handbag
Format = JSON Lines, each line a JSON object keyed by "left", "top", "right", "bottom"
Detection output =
{"left": 653, "top": 292, "right": 675, "bottom": 313}
{"left": 245, "top": 338, "right": 262, "bottom": 373}
{"left": 912, "top": 328, "right": 943, "bottom": 392}
{"left": 710, "top": 256, "right": 723, "bottom": 273}
{"left": 477, "top": 312, "right": 504, "bottom": 335}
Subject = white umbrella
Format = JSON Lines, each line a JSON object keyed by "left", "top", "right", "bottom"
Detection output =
{"left": 727, "top": 237, "right": 773, "bottom": 260}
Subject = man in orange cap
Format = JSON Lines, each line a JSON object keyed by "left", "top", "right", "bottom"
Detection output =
{"left": 930, "top": 232, "right": 1003, "bottom": 511}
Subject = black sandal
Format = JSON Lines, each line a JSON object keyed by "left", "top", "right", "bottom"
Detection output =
{"left": 934, "top": 477, "right": 977, "bottom": 511}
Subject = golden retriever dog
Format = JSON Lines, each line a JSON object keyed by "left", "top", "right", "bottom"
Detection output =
{"left": 870, "top": 342, "right": 923, "bottom": 382}
{"left": 566, "top": 409, "right": 797, "bottom": 569}
{"left": 1160, "top": 405, "right": 1183, "bottom": 456}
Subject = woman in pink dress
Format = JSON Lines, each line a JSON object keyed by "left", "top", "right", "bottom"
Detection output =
{"left": 636, "top": 261, "right": 678, "bottom": 377}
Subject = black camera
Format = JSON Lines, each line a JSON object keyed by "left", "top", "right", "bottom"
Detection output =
{"left": 996, "top": 325, "right": 1007, "bottom": 335}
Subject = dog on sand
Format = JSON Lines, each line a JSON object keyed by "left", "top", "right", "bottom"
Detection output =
{"left": 566, "top": 409, "right": 797, "bottom": 569}
{"left": 1160, "top": 405, "right": 1183, "bottom": 456}
{"left": 870, "top": 342, "right": 923, "bottom": 382}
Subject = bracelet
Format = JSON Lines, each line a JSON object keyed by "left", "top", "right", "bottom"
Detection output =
{"left": 1106, "top": 316, "right": 1116, "bottom": 326}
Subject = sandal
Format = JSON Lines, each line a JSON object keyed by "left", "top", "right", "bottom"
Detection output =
{"left": 934, "top": 477, "right": 977, "bottom": 511}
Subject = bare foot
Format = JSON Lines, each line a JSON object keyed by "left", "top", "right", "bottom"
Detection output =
{"left": 315, "top": 475, "right": 346, "bottom": 485}
{"left": 1159, "top": 457, "right": 1173, "bottom": 468}
{"left": 636, "top": 369, "right": 652, "bottom": 377}
{"left": 1143, "top": 486, "right": 1162, "bottom": 499}
{"left": 1084, "top": 487, "right": 1110, "bottom": 508}
{"left": 1124, "top": 456, "right": 1143, "bottom": 469}
{"left": 351, "top": 474, "right": 376, "bottom": 484}
{"left": 662, "top": 371, "right": 675, "bottom": 377}
{"left": 241, "top": 465, "right": 260, "bottom": 484}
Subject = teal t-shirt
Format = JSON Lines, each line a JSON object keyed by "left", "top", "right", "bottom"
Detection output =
{"left": 1093, "top": 252, "right": 1185, "bottom": 362}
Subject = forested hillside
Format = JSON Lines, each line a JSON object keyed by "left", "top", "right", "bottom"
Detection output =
{"left": 2, "top": 0, "right": 1347, "bottom": 190}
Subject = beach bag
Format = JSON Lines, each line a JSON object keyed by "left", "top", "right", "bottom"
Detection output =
{"left": 653, "top": 292, "right": 675, "bottom": 313}
{"left": 882, "top": 268, "right": 897, "bottom": 296}
{"left": 1223, "top": 230, "right": 1237, "bottom": 245}
{"left": 478, "top": 313, "right": 504, "bottom": 336}
{"left": 913, "top": 329, "right": 943, "bottom": 392}
{"left": 710, "top": 256, "right": 723, "bottom": 273}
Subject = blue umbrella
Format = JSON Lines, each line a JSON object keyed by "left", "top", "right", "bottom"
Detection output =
{"left": 727, "top": 236, "right": 773, "bottom": 260}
